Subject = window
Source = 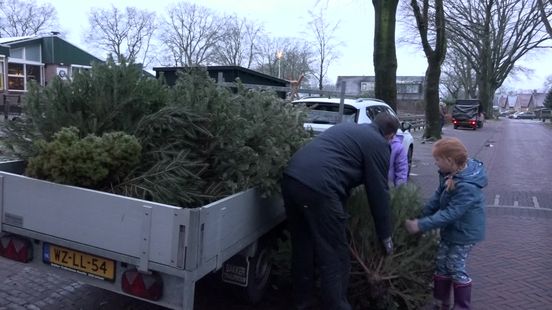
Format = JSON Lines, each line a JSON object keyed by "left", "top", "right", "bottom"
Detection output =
{"left": 8, "top": 62, "right": 43, "bottom": 91}
{"left": 366, "top": 105, "right": 388, "bottom": 120}
{"left": 26, "top": 65, "right": 41, "bottom": 84}
{"left": 25, "top": 45, "right": 41, "bottom": 61}
{"left": 361, "top": 81, "right": 374, "bottom": 92}
{"left": 8, "top": 63, "right": 24, "bottom": 90}
{"left": 10, "top": 48, "right": 23, "bottom": 59}
{"left": 366, "top": 105, "right": 399, "bottom": 121}
{"left": 397, "top": 83, "right": 420, "bottom": 94}
{"left": 7, "top": 44, "right": 44, "bottom": 91}
{"left": 71, "top": 64, "right": 91, "bottom": 77}
{"left": 0, "top": 58, "right": 4, "bottom": 90}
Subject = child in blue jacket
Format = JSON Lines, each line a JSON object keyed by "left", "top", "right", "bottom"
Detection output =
{"left": 405, "top": 137, "right": 487, "bottom": 310}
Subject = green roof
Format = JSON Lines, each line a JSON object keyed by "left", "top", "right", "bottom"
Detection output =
{"left": 0, "top": 44, "right": 9, "bottom": 56}
{"left": 8, "top": 36, "right": 102, "bottom": 65}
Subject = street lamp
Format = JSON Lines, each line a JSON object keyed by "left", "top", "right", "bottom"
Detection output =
{"left": 276, "top": 50, "right": 283, "bottom": 79}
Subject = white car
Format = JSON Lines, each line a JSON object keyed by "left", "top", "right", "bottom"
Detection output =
{"left": 292, "top": 97, "right": 415, "bottom": 174}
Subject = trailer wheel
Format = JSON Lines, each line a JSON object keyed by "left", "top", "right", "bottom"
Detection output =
{"left": 227, "top": 242, "right": 273, "bottom": 304}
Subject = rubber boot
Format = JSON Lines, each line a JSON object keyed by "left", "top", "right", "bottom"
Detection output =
{"left": 452, "top": 281, "right": 472, "bottom": 310}
{"left": 433, "top": 275, "right": 452, "bottom": 310}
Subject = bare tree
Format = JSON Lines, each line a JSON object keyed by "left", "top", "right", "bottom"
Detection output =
{"left": 445, "top": 0, "right": 549, "bottom": 115}
{"left": 211, "top": 15, "right": 265, "bottom": 68}
{"left": 372, "top": 0, "right": 400, "bottom": 111}
{"left": 160, "top": 2, "right": 227, "bottom": 66}
{"left": 307, "top": 6, "right": 341, "bottom": 90}
{"left": 442, "top": 49, "right": 477, "bottom": 99}
{"left": 84, "top": 5, "right": 156, "bottom": 65}
{"left": 254, "top": 36, "right": 313, "bottom": 81}
{"left": 0, "top": 0, "right": 59, "bottom": 37}
{"left": 410, "top": 0, "right": 447, "bottom": 139}
{"left": 537, "top": 0, "right": 552, "bottom": 37}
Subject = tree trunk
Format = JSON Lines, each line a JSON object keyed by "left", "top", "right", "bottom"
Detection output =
{"left": 423, "top": 62, "right": 442, "bottom": 139}
{"left": 373, "top": 0, "right": 399, "bottom": 111}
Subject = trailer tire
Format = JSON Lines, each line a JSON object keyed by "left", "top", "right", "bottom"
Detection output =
{"left": 231, "top": 243, "right": 272, "bottom": 304}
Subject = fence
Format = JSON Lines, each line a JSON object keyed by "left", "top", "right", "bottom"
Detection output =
{"left": 400, "top": 115, "right": 426, "bottom": 131}
{"left": 3, "top": 94, "right": 22, "bottom": 120}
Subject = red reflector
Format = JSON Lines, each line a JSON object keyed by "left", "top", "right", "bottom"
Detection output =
{"left": 0, "top": 235, "right": 33, "bottom": 263}
{"left": 122, "top": 268, "right": 163, "bottom": 301}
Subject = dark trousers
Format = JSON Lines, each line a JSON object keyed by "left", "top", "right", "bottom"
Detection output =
{"left": 281, "top": 175, "right": 351, "bottom": 310}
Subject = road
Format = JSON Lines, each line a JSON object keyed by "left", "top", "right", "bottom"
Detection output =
{"left": 410, "top": 117, "right": 552, "bottom": 209}
{"left": 1, "top": 117, "right": 551, "bottom": 309}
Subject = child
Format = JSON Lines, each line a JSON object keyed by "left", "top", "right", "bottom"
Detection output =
{"left": 404, "top": 137, "right": 487, "bottom": 310}
{"left": 389, "top": 135, "right": 408, "bottom": 186}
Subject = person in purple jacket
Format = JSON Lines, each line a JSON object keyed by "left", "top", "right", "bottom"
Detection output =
{"left": 388, "top": 135, "right": 409, "bottom": 186}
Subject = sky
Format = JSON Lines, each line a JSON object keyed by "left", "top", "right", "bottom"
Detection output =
{"left": 47, "top": 0, "right": 552, "bottom": 92}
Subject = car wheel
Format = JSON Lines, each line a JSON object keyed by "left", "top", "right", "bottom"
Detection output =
{"left": 454, "top": 125, "right": 458, "bottom": 129}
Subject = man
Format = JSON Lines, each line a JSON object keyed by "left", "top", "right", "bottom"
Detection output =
{"left": 281, "top": 112, "right": 399, "bottom": 310}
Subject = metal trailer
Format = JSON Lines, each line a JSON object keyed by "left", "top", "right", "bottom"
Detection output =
{"left": 0, "top": 160, "right": 286, "bottom": 309}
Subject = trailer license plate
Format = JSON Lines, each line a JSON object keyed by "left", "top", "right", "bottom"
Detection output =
{"left": 221, "top": 255, "right": 250, "bottom": 287}
{"left": 43, "top": 243, "right": 115, "bottom": 281}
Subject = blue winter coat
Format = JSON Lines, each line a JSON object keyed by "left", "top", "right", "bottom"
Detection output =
{"left": 418, "top": 158, "right": 488, "bottom": 244}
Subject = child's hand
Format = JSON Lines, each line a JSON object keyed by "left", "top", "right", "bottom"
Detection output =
{"left": 404, "top": 219, "right": 420, "bottom": 234}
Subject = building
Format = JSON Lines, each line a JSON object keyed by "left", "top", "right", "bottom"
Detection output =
{"left": 153, "top": 66, "right": 290, "bottom": 99}
{"left": 335, "top": 75, "right": 425, "bottom": 113}
{"left": 0, "top": 34, "right": 103, "bottom": 94}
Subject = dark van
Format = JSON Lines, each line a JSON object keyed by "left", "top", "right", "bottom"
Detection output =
{"left": 452, "top": 99, "right": 484, "bottom": 130}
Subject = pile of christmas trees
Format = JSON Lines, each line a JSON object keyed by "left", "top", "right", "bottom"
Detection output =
{"left": 3, "top": 57, "right": 310, "bottom": 207}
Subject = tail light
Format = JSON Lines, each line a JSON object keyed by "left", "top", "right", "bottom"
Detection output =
{"left": 122, "top": 268, "right": 163, "bottom": 301}
{"left": 0, "top": 234, "right": 33, "bottom": 263}
{"left": 453, "top": 119, "right": 458, "bottom": 124}
{"left": 471, "top": 120, "right": 476, "bottom": 125}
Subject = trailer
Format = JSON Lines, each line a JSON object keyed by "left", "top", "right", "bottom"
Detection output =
{"left": 0, "top": 160, "right": 286, "bottom": 309}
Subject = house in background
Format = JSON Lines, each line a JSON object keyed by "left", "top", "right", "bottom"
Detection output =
{"left": 0, "top": 33, "right": 103, "bottom": 94}
{"left": 496, "top": 91, "right": 548, "bottom": 115}
{"left": 528, "top": 92, "right": 547, "bottom": 110}
{"left": 514, "top": 94, "right": 532, "bottom": 112}
{"left": 0, "top": 44, "right": 9, "bottom": 93}
{"left": 505, "top": 95, "right": 518, "bottom": 112}
{"left": 335, "top": 76, "right": 425, "bottom": 113}
{"left": 153, "top": 66, "right": 290, "bottom": 99}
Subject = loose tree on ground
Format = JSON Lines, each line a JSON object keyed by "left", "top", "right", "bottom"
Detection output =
{"left": 0, "top": 0, "right": 58, "bottom": 37}
{"left": 84, "top": 5, "right": 156, "bottom": 66}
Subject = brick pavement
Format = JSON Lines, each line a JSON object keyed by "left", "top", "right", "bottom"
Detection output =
{"left": 409, "top": 121, "right": 552, "bottom": 310}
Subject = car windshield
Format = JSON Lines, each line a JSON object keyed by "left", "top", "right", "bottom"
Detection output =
{"left": 294, "top": 102, "right": 358, "bottom": 124}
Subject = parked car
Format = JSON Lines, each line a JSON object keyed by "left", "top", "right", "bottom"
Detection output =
{"left": 291, "top": 97, "right": 415, "bottom": 174}
{"left": 535, "top": 108, "right": 551, "bottom": 122}
{"left": 514, "top": 112, "right": 536, "bottom": 119}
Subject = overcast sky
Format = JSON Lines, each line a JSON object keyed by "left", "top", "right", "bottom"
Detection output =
{"left": 48, "top": 0, "right": 552, "bottom": 91}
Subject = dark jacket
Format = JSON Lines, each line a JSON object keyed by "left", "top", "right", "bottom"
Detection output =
{"left": 418, "top": 158, "right": 488, "bottom": 244}
{"left": 284, "top": 122, "right": 392, "bottom": 239}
